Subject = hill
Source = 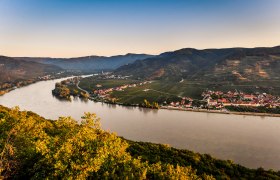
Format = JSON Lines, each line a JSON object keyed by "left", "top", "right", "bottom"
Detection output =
{"left": 16, "top": 53, "right": 153, "bottom": 72}
{"left": 1, "top": 105, "right": 279, "bottom": 179}
{"left": 0, "top": 56, "right": 62, "bottom": 83}
{"left": 113, "top": 46, "right": 280, "bottom": 98}
{"left": 115, "top": 46, "right": 280, "bottom": 82}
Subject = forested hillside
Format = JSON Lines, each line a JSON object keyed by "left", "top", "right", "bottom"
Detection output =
{"left": 0, "top": 56, "right": 61, "bottom": 83}
{"left": 116, "top": 46, "right": 280, "bottom": 82}
{"left": 0, "top": 105, "right": 279, "bottom": 179}
{"left": 114, "top": 46, "right": 280, "bottom": 98}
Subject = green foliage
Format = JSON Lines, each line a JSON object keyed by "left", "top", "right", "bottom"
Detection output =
{"left": 111, "top": 80, "right": 189, "bottom": 104}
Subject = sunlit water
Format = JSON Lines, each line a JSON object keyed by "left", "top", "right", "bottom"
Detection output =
{"left": 0, "top": 77, "right": 279, "bottom": 170}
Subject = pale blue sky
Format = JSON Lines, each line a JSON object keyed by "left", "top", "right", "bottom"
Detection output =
{"left": 0, "top": 0, "right": 280, "bottom": 57}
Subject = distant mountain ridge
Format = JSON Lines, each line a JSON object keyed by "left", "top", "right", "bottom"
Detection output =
{"left": 0, "top": 56, "right": 62, "bottom": 83}
{"left": 3, "top": 46, "right": 280, "bottom": 85}
{"left": 16, "top": 53, "right": 153, "bottom": 72}
{"left": 115, "top": 46, "right": 280, "bottom": 82}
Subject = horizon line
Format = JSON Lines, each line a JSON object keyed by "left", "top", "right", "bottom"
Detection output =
{"left": 2, "top": 44, "right": 280, "bottom": 59}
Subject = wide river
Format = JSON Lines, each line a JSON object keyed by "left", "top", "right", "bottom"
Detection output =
{"left": 0, "top": 77, "right": 279, "bottom": 170}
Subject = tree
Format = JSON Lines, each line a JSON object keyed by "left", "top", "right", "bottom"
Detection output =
{"left": 80, "top": 91, "right": 89, "bottom": 99}
{"left": 0, "top": 106, "right": 202, "bottom": 179}
{"left": 52, "top": 84, "right": 71, "bottom": 99}
{"left": 143, "top": 99, "right": 151, "bottom": 108}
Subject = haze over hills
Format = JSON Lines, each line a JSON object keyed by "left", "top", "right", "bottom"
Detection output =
{"left": 16, "top": 53, "right": 153, "bottom": 72}
{"left": 115, "top": 46, "right": 280, "bottom": 82}
{"left": 0, "top": 56, "right": 62, "bottom": 83}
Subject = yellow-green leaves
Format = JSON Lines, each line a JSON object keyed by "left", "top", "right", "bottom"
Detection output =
{"left": 0, "top": 106, "right": 203, "bottom": 179}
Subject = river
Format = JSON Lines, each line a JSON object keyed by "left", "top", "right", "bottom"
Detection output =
{"left": 0, "top": 77, "right": 279, "bottom": 170}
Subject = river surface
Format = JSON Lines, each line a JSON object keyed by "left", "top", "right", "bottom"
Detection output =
{"left": 0, "top": 77, "right": 280, "bottom": 170}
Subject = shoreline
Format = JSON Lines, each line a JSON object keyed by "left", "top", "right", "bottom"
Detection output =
{"left": 85, "top": 98, "right": 280, "bottom": 118}
{"left": 160, "top": 106, "right": 280, "bottom": 117}
{"left": 73, "top": 78, "right": 280, "bottom": 118}
{"left": 0, "top": 73, "right": 90, "bottom": 97}
{"left": 11, "top": 75, "right": 279, "bottom": 118}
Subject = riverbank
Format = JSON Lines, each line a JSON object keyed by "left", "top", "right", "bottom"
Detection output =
{"left": 161, "top": 106, "right": 280, "bottom": 117}
{"left": 0, "top": 72, "right": 84, "bottom": 97}
{"left": 76, "top": 95, "right": 280, "bottom": 117}
{"left": 0, "top": 81, "right": 37, "bottom": 96}
{"left": 69, "top": 76, "right": 280, "bottom": 117}
{"left": 60, "top": 82, "right": 280, "bottom": 118}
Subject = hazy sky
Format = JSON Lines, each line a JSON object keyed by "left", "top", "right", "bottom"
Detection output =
{"left": 0, "top": 0, "right": 280, "bottom": 57}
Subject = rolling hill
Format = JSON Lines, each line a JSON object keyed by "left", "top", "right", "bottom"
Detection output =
{"left": 113, "top": 46, "right": 280, "bottom": 98}
{"left": 115, "top": 46, "right": 280, "bottom": 82}
{"left": 0, "top": 56, "right": 62, "bottom": 83}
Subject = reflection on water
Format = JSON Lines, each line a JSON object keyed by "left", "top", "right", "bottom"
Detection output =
{"left": 106, "top": 104, "right": 117, "bottom": 109}
{"left": 0, "top": 77, "right": 280, "bottom": 170}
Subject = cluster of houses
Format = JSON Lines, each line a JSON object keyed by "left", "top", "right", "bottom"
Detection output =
{"left": 164, "top": 90, "right": 280, "bottom": 110}
{"left": 202, "top": 90, "right": 280, "bottom": 109}
{"left": 98, "top": 73, "right": 131, "bottom": 80}
{"left": 38, "top": 75, "right": 53, "bottom": 80}
{"left": 92, "top": 81, "right": 152, "bottom": 98}
{"left": 39, "top": 71, "right": 72, "bottom": 81}
{"left": 168, "top": 97, "right": 194, "bottom": 108}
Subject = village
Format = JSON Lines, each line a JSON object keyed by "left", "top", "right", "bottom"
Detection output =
{"left": 92, "top": 81, "right": 152, "bottom": 99}
{"left": 166, "top": 90, "right": 280, "bottom": 111}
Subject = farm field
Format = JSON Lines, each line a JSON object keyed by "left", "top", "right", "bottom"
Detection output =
{"left": 79, "top": 77, "right": 139, "bottom": 92}
{"left": 79, "top": 76, "right": 280, "bottom": 105}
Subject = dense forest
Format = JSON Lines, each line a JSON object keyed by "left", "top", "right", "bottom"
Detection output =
{"left": 0, "top": 105, "right": 279, "bottom": 179}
